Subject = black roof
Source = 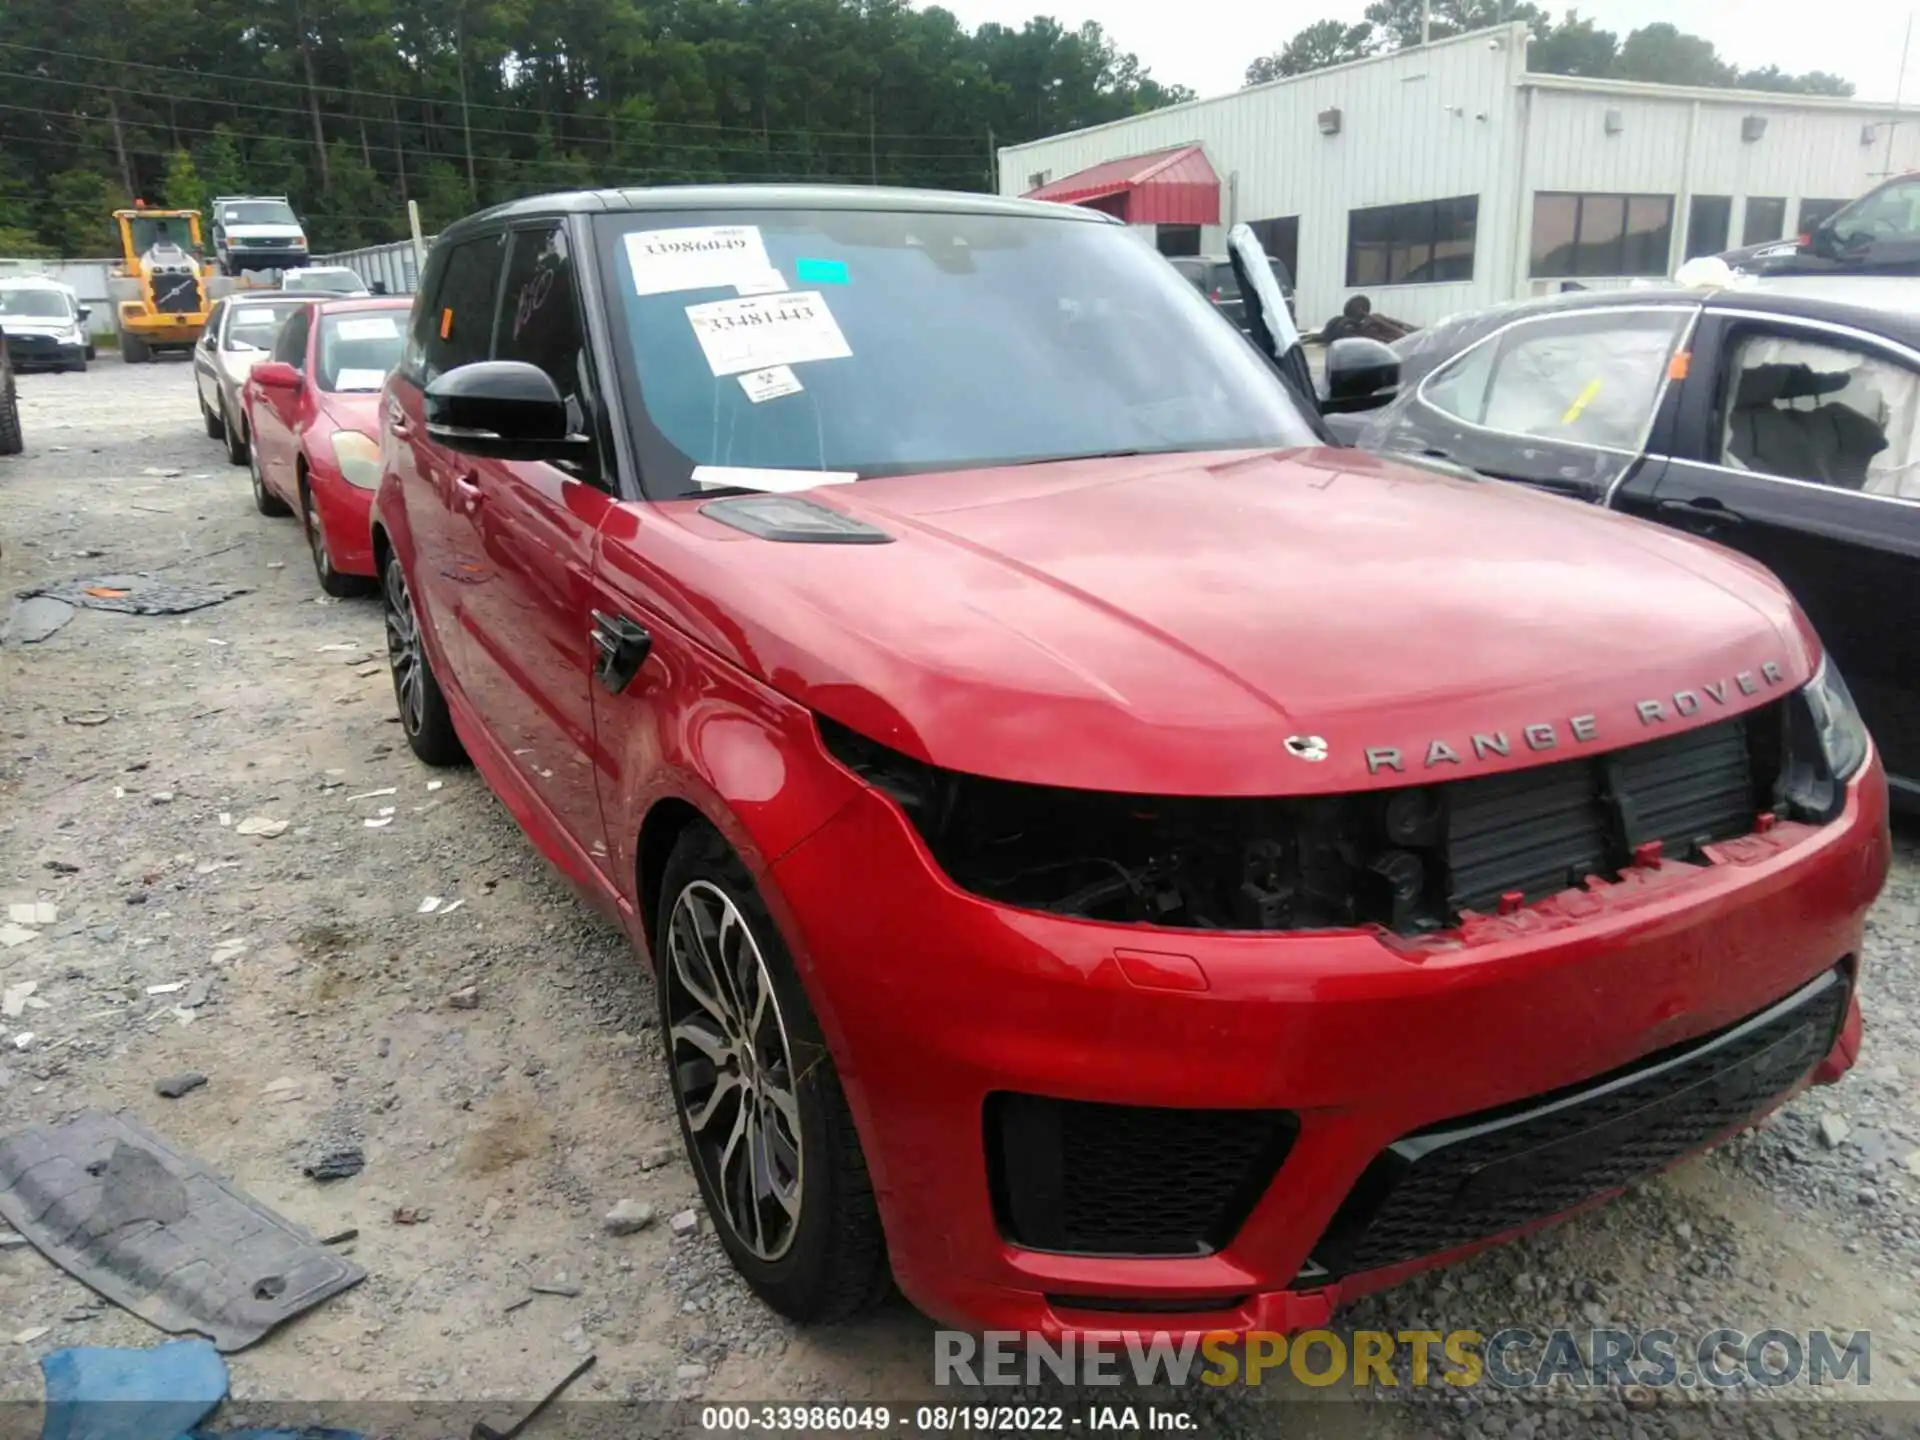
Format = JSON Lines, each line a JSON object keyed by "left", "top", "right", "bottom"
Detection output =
{"left": 436, "top": 184, "right": 1114, "bottom": 247}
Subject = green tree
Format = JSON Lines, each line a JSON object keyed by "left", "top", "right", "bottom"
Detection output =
{"left": 1613, "top": 22, "right": 1734, "bottom": 87}
{"left": 1363, "top": 0, "right": 1544, "bottom": 49}
{"left": 1244, "top": 21, "right": 1377, "bottom": 86}
{"left": 159, "top": 150, "right": 209, "bottom": 232}
{"left": 1530, "top": 11, "right": 1618, "bottom": 78}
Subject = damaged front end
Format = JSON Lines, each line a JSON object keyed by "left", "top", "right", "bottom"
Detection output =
{"left": 818, "top": 692, "right": 1849, "bottom": 937}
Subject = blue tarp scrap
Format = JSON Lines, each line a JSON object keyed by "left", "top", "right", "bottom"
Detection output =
{"left": 39, "top": 1340, "right": 228, "bottom": 1440}
{"left": 37, "top": 1340, "right": 361, "bottom": 1440}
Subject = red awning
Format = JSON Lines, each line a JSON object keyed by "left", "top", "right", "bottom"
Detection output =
{"left": 1023, "top": 145, "right": 1220, "bottom": 226}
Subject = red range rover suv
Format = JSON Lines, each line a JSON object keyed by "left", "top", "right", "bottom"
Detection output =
{"left": 371, "top": 187, "right": 1890, "bottom": 1339}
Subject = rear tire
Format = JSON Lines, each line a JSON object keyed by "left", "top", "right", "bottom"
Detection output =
{"left": 248, "top": 435, "right": 289, "bottom": 517}
{"left": 303, "top": 480, "right": 372, "bottom": 598}
{"left": 0, "top": 384, "right": 21, "bottom": 457}
{"left": 382, "top": 553, "right": 465, "bottom": 766}
{"left": 120, "top": 333, "right": 150, "bottom": 364}
{"left": 225, "top": 403, "right": 250, "bottom": 468}
{"left": 202, "top": 393, "right": 225, "bottom": 440}
{"left": 657, "top": 822, "right": 892, "bottom": 1324}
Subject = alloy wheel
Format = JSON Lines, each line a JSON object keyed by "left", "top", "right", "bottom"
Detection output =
{"left": 665, "top": 879, "right": 804, "bottom": 1261}
{"left": 384, "top": 560, "right": 426, "bottom": 736}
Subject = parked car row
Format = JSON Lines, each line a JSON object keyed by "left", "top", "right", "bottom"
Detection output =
{"left": 304, "top": 186, "right": 1886, "bottom": 1344}
{"left": 193, "top": 292, "right": 408, "bottom": 596}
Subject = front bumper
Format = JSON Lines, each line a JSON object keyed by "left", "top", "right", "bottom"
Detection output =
{"left": 768, "top": 757, "right": 1888, "bottom": 1338}
{"left": 308, "top": 466, "right": 377, "bottom": 576}
{"left": 5, "top": 334, "right": 83, "bottom": 370}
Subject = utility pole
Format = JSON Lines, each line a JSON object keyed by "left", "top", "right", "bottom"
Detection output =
{"left": 390, "top": 94, "right": 409, "bottom": 203}
{"left": 1886, "top": 12, "right": 1913, "bottom": 177}
{"left": 293, "top": 0, "right": 331, "bottom": 188}
{"left": 1421, "top": 0, "right": 1433, "bottom": 46}
{"left": 869, "top": 91, "right": 878, "bottom": 187}
{"left": 455, "top": 10, "right": 478, "bottom": 202}
{"left": 105, "top": 93, "right": 135, "bottom": 198}
{"left": 986, "top": 124, "right": 996, "bottom": 193}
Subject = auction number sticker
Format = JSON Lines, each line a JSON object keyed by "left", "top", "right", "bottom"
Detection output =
{"left": 684, "top": 291, "right": 851, "bottom": 376}
{"left": 625, "top": 225, "right": 772, "bottom": 296}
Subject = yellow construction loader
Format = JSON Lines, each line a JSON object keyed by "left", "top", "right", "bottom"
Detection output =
{"left": 109, "top": 204, "right": 228, "bottom": 362}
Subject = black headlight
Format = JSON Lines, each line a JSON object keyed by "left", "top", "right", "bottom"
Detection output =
{"left": 1778, "top": 657, "right": 1870, "bottom": 822}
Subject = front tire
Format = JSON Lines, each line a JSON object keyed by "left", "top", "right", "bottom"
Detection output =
{"left": 201, "top": 392, "right": 225, "bottom": 440}
{"left": 0, "top": 384, "right": 21, "bottom": 457}
{"left": 303, "top": 480, "right": 372, "bottom": 598}
{"left": 382, "top": 553, "right": 465, "bottom": 766}
{"left": 228, "top": 404, "right": 255, "bottom": 471}
{"left": 657, "top": 823, "right": 891, "bottom": 1324}
{"left": 120, "top": 333, "right": 150, "bottom": 364}
{"left": 248, "top": 434, "right": 289, "bottom": 516}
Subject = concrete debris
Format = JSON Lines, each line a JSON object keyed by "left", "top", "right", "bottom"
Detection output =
{"left": 155, "top": 1072, "right": 208, "bottom": 1099}
{"left": 668, "top": 1209, "right": 700, "bottom": 1238}
{"left": 603, "top": 1199, "right": 655, "bottom": 1236}
{"left": 2, "top": 981, "right": 36, "bottom": 1019}
{"left": 12, "top": 1033, "right": 34, "bottom": 1051}
{"left": 8, "top": 902, "right": 57, "bottom": 925}
{"left": 418, "top": 896, "right": 443, "bottom": 914}
{"left": 11, "top": 1326, "right": 51, "bottom": 1346}
{"left": 446, "top": 987, "right": 479, "bottom": 1010}
{"left": 346, "top": 787, "right": 397, "bottom": 801}
{"left": 146, "top": 982, "right": 185, "bottom": 996}
{"left": 304, "top": 1146, "right": 365, "bottom": 1182}
{"left": 1, "top": 595, "right": 77, "bottom": 645}
{"left": 0, "top": 924, "right": 39, "bottom": 949}
{"left": 1819, "top": 1114, "right": 1851, "bottom": 1149}
{"left": 234, "top": 816, "right": 288, "bottom": 838}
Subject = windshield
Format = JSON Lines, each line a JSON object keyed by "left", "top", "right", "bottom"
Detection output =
{"left": 317, "top": 308, "right": 405, "bottom": 391}
{"left": 288, "top": 269, "right": 365, "bottom": 293}
{"left": 594, "top": 208, "right": 1316, "bottom": 497}
{"left": 222, "top": 202, "right": 297, "bottom": 227}
{"left": 1829, "top": 179, "right": 1920, "bottom": 246}
{"left": 0, "top": 289, "right": 73, "bottom": 320}
{"left": 224, "top": 300, "right": 312, "bottom": 351}
{"left": 130, "top": 217, "right": 198, "bottom": 255}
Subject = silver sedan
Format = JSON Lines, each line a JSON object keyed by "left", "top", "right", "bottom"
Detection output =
{"left": 193, "top": 294, "right": 323, "bottom": 464}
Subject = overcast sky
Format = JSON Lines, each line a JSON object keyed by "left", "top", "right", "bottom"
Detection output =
{"left": 938, "top": 0, "right": 1920, "bottom": 108}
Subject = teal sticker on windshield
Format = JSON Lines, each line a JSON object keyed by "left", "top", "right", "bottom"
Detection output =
{"left": 795, "top": 257, "right": 849, "bottom": 285}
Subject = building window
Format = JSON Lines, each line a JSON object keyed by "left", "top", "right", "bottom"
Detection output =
{"left": 1346, "top": 196, "right": 1479, "bottom": 287}
{"left": 1743, "top": 197, "right": 1788, "bottom": 245}
{"left": 1247, "top": 216, "right": 1299, "bottom": 285}
{"left": 1797, "top": 197, "right": 1848, "bottom": 234}
{"left": 1156, "top": 224, "right": 1201, "bottom": 258}
{"left": 1685, "top": 195, "right": 1733, "bottom": 259}
{"left": 1530, "top": 193, "right": 1675, "bottom": 278}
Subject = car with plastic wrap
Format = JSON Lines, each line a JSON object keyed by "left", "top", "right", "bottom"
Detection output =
{"left": 369, "top": 186, "right": 1890, "bottom": 1339}
{"left": 243, "top": 296, "right": 408, "bottom": 595}
{"left": 1328, "top": 284, "right": 1920, "bottom": 814}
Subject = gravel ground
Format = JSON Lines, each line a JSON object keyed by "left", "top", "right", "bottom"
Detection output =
{"left": 0, "top": 360, "right": 1916, "bottom": 1439}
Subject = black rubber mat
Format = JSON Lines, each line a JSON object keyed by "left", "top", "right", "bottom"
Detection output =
{"left": 0, "top": 1111, "right": 365, "bottom": 1352}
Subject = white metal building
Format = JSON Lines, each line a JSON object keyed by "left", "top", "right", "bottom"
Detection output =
{"left": 999, "top": 22, "right": 1920, "bottom": 331}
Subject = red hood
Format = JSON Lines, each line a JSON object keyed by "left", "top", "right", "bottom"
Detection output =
{"left": 608, "top": 448, "right": 1818, "bottom": 796}
{"left": 316, "top": 389, "right": 381, "bottom": 435}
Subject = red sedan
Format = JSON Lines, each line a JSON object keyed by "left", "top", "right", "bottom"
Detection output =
{"left": 244, "top": 297, "right": 409, "bottom": 595}
{"left": 372, "top": 189, "right": 1888, "bottom": 1339}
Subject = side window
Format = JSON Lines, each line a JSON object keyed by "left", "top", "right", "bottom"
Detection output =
{"left": 202, "top": 301, "right": 224, "bottom": 349}
{"left": 494, "top": 223, "right": 602, "bottom": 480}
{"left": 421, "top": 233, "right": 505, "bottom": 383}
{"left": 271, "top": 308, "right": 310, "bottom": 367}
{"left": 1422, "top": 309, "right": 1688, "bottom": 450}
{"left": 1717, "top": 330, "right": 1920, "bottom": 499}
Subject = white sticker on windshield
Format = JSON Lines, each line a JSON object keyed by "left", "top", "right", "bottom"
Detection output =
{"left": 333, "top": 368, "right": 388, "bottom": 392}
{"left": 733, "top": 269, "right": 789, "bottom": 296}
{"left": 685, "top": 292, "right": 851, "bottom": 377}
{"left": 691, "top": 465, "right": 855, "bottom": 493}
{"left": 334, "top": 316, "right": 400, "bottom": 341}
{"left": 738, "top": 365, "right": 803, "bottom": 404}
{"left": 625, "top": 225, "right": 772, "bottom": 296}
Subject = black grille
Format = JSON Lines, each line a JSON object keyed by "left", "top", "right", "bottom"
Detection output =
{"left": 1304, "top": 966, "right": 1849, "bottom": 1280}
{"left": 152, "top": 275, "right": 202, "bottom": 315}
{"left": 986, "top": 1093, "right": 1297, "bottom": 1257}
{"left": 1444, "top": 713, "right": 1760, "bottom": 913}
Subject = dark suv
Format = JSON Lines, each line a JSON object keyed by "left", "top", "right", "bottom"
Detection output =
{"left": 1719, "top": 173, "right": 1920, "bottom": 276}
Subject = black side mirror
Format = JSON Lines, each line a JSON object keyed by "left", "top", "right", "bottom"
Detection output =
{"left": 371, "top": 281, "right": 389, "bottom": 296}
{"left": 78, "top": 305, "right": 91, "bottom": 321}
{"left": 1322, "top": 337, "right": 1401, "bottom": 414}
{"left": 424, "top": 361, "right": 590, "bottom": 463}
